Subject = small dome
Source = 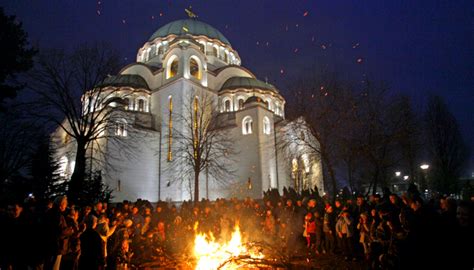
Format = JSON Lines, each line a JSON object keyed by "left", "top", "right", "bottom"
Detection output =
{"left": 96, "top": 74, "right": 150, "bottom": 90}
{"left": 149, "top": 19, "right": 231, "bottom": 46}
{"left": 221, "top": 77, "right": 277, "bottom": 92}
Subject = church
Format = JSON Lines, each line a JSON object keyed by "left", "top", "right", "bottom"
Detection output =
{"left": 52, "top": 18, "right": 324, "bottom": 202}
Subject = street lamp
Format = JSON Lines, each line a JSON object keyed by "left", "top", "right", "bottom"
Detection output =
{"left": 395, "top": 171, "right": 401, "bottom": 177}
{"left": 420, "top": 164, "right": 430, "bottom": 170}
{"left": 419, "top": 163, "right": 430, "bottom": 198}
{"left": 403, "top": 175, "right": 409, "bottom": 180}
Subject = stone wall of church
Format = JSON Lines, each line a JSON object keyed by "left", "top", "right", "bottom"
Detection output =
{"left": 102, "top": 128, "right": 160, "bottom": 202}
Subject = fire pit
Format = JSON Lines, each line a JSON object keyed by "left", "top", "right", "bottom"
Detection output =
{"left": 194, "top": 225, "right": 265, "bottom": 269}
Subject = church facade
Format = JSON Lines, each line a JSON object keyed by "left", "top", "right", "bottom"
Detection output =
{"left": 52, "top": 19, "right": 324, "bottom": 202}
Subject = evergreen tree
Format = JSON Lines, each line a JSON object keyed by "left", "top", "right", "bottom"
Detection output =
{"left": 0, "top": 8, "right": 37, "bottom": 108}
{"left": 29, "top": 136, "right": 65, "bottom": 201}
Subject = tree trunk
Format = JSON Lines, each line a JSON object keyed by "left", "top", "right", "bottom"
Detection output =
{"left": 321, "top": 149, "right": 337, "bottom": 203}
{"left": 327, "top": 165, "right": 337, "bottom": 203}
{"left": 347, "top": 161, "right": 354, "bottom": 193}
{"left": 69, "top": 140, "right": 87, "bottom": 203}
{"left": 194, "top": 170, "right": 199, "bottom": 203}
{"left": 372, "top": 168, "right": 379, "bottom": 195}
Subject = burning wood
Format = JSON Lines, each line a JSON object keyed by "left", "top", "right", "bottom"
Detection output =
{"left": 193, "top": 225, "right": 266, "bottom": 269}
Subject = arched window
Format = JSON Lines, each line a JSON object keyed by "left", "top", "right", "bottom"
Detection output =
{"left": 212, "top": 46, "right": 218, "bottom": 56}
{"left": 63, "top": 133, "right": 70, "bottom": 144}
{"left": 138, "top": 99, "right": 145, "bottom": 112}
{"left": 238, "top": 98, "right": 245, "bottom": 110}
{"left": 224, "top": 100, "right": 231, "bottom": 112}
{"left": 223, "top": 51, "right": 228, "bottom": 63}
{"left": 265, "top": 99, "right": 272, "bottom": 110}
{"left": 166, "top": 55, "right": 179, "bottom": 79}
{"left": 292, "top": 158, "right": 298, "bottom": 174}
{"left": 168, "top": 96, "right": 173, "bottom": 161}
{"left": 263, "top": 116, "right": 271, "bottom": 135}
{"left": 189, "top": 56, "right": 202, "bottom": 80}
{"left": 302, "top": 154, "right": 310, "bottom": 173}
{"left": 275, "top": 103, "right": 281, "bottom": 115}
{"left": 242, "top": 116, "right": 253, "bottom": 135}
{"left": 149, "top": 45, "right": 156, "bottom": 59}
{"left": 123, "top": 98, "right": 130, "bottom": 110}
{"left": 115, "top": 120, "right": 127, "bottom": 137}
{"left": 158, "top": 44, "right": 164, "bottom": 55}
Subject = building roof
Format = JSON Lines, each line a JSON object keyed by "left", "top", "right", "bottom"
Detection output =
{"left": 148, "top": 19, "right": 231, "bottom": 46}
{"left": 96, "top": 74, "right": 150, "bottom": 90}
{"left": 220, "top": 76, "right": 277, "bottom": 92}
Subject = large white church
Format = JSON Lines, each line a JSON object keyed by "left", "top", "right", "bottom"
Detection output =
{"left": 52, "top": 18, "right": 324, "bottom": 202}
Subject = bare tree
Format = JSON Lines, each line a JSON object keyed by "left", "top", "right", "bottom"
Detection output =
{"left": 425, "top": 95, "right": 469, "bottom": 194}
{"left": 26, "top": 43, "right": 133, "bottom": 203}
{"left": 285, "top": 69, "right": 419, "bottom": 197}
{"left": 284, "top": 70, "right": 351, "bottom": 201}
{"left": 171, "top": 90, "right": 236, "bottom": 202}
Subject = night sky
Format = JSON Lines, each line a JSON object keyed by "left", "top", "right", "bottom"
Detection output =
{"left": 2, "top": 0, "right": 473, "bottom": 174}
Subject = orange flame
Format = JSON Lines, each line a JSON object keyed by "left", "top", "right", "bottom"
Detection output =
{"left": 194, "top": 225, "right": 263, "bottom": 270}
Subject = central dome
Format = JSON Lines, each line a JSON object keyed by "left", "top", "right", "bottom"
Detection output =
{"left": 148, "top": 19, "right": 231, "bottom": 45}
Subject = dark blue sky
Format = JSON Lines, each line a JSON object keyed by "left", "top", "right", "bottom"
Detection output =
{"left": 2, "top": 0, "right": 473, "bottom": 173}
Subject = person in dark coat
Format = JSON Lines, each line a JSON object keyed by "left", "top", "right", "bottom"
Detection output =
{"left": 323, "top": 204, "right": 336, "bottom": 254}
{"left": 44, "top": 196, "right": 73, "bottom": 270}
{"left": 79, "top": 216, "right": 104, "bottom": 270}
{"left": 5, "top": 202, "right": 28, "bottom": 270}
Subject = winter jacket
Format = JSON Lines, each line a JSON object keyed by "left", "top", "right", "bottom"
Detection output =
{"left": 335, "top": 215, "right": 353, "bottom": 238}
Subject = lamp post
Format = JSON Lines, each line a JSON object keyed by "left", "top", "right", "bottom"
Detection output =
{"left": 419, "top": 163, "right": 430, "bottom": 197}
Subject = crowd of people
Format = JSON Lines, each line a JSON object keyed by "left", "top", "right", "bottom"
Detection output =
{"left": 0, "top": 186, "right": 472, "bottom": 270}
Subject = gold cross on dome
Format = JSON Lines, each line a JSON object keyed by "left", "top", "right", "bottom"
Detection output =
{"left": 185, "top": 6, "right": 198, "bottom": 18}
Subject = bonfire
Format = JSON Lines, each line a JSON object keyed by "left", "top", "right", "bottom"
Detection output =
{"left": 193, "top": 224, "right": 266, "bottom": 270}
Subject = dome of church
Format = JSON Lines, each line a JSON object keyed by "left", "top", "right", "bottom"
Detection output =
{"left": 96, "top": 74, "right": 149, "bottom": 90}
{"left": 149, "top": 19, "right": 231, "bottom": 46}
{"left": 220, "top": 77, "right": 277, "bottom": 92}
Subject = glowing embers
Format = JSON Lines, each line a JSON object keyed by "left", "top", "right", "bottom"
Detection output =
{"left": 193, "top": 225, "right": 263, "bottom": 270}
